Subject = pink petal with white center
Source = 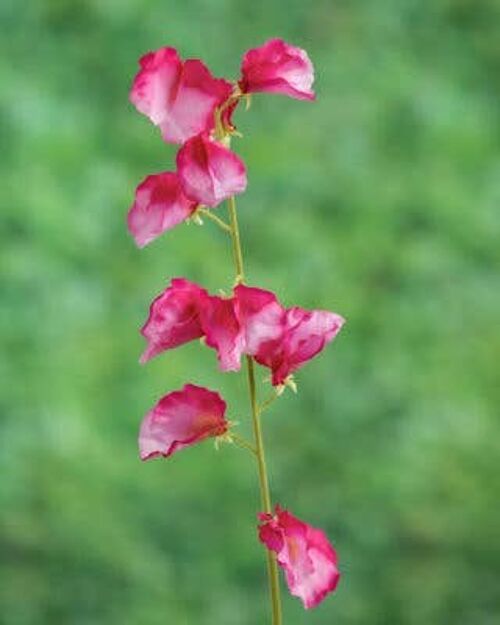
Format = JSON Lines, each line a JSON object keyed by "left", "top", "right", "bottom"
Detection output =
{"left": 176, "top": 133, "right": 247, "bottom": 207}
{"left": 127, "top": 172, "right": 198, "bottom": 247}
{"left": 258, "top": 506, "right": 340, "bottom": 609}
{"left": 199, "top": 295, "right": 245, "bottom": 372}
{"left": 240, "top": 39, "right": 315, "bottom": 101}
{"left": 139, "top": 384, "right": 228, "bottom": 460}
{"left": 140, "top": 278, "right": 208, "bottom": 364}
{"left": 130, "top": 47, "right": 233, "bottom": 144}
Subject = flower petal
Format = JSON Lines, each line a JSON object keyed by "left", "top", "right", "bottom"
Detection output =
{"left": 130, "top": 47, "right": 233, "bottom": 144}
{"left": 271, "top": 308, "right": 345, "bottom": 385}
{"left": 199, "top": 295, "right": 245, "bottom": 372}
{"left": 140, "top": 278, "right": 208, "bottom": 363}
{"left": 176, "top": 133, "right": 247, "bottom": 207}
{"left": 240, "top": 39, "right": 315, "bottom": 101}
{"left": 127, "top": 172, "right": 197, "bottom": 247}
{"left": 234, "top": 285, "right": 286, "bottom": 354}
{"left": 139, "top": 384, "right": 228, "bottom": 460}
{"left": 258, "top": 506, "right": 340, "bottom": 609}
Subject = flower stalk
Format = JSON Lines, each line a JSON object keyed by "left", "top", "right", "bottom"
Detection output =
{"left": 228, "top": 431, "right": 258, "bottom": 456}
{"left": 226, "top": 194, "right": 283, "bottom": 625}
{"left": 246, "top": 354, "right": 283, "bottom": 625}
{"left": 195, "top": 207, "right": 232, "bottom": 233}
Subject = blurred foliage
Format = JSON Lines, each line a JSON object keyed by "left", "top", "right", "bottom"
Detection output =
{"left": 1, "top": 1, "right": 499, "bottom": 624}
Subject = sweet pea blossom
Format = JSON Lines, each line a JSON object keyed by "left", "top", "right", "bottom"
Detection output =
{"left": 257, "top": 306, "right": 345, "bottom": 386}
{"left": 235, "top": 285, "right": 345, "bottom": 385}
{"left": 258, "top": 506, "right": 340, "bottom": 609}
{"left": 140, "top": 279, "right": 243, "bottom": 369}
{"left": 176, "top": 133, "right": 247, "bottom": 207}
{"left": 139, "top": 384, "right": 228, "bottom": 460}
{"left": 240, "top": 38, "right": 315, "bottom": 101}
{"left": 140, "top": 278, "right": 207, "bottom": 364}
{"left": 130, "top": 47, "right": 232, "bottom": 144}
{"left": 140, "top": 280, "right": 344, "bottom": 381}
{"left": 127, "top": 172, "right": 197, "bottom": 247}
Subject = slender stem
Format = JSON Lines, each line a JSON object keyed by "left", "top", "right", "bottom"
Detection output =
{"left": 197, "top": 208, "right": 232, "bottom": 233}
{"left": 227, "top": 195, "right": 283, "bottom": 625}
{"left": 258, "top": 389, "right": 280, "bottom": 415}
{"left": 227, "top": 196, "right": 245, "bottom": 284}
{"left": 246, "top": 356, "right": 272, "bottom": 510}
{"left": 230, "top": 432, "right": 258, "bottom": 456}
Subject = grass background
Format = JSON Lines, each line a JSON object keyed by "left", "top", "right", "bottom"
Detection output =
{"left": 1, "top": 1, "right": 499, "bottom": 623}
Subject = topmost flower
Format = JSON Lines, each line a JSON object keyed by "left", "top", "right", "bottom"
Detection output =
{"left": 130, "top": 47, "right": 233, "bottom": 144}
{"left": 239, "top": 38, "right": 315, "bottom": 101}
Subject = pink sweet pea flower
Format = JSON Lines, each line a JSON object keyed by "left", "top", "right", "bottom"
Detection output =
{"left": 127, "top": 172, "right": 198, "bottom": 247}
{"left": 130, "top": 47, "right": 232, "bottom": 144}
{"left": 176, "top": 133, "right": 247, "bottom": 208}
{"left": 139, "top": 278, "right": 245, "bottom": 371}
{"left": 139, "top": 384, "right": 228, "bottom": 460}
{"left": 240, "top": 39, "right": 315, "bottom": 101}
{"left": 258, "top": 506, "right": 340, "bottom": 609}
{"left": 263, "top": 307, "right": 345, "bottom": 386}
{"left": 235, "top": 285, "right": 345, "bottom": 385}
{"left": 140, "top": 278, "right": 208, "bottom": 364}
{"left": 140, "top": 281, "right": 344, "bottom": 380}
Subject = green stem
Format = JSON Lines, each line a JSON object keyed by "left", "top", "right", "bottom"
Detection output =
{"left": 227, "top": 196, "right": 245, "bottom": 284}
{"left": 227, "top": 195, "right": 283, "bottom": 625}
{"left": 197, "top": 208, "right": 232, "bottom": 233}
{"left": 230, "top": 432, "right": 258, "bottom": 456}
{"left": 258, "top": 389, "right": 280, "bottom": 415}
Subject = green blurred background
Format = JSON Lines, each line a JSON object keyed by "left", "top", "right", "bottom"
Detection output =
{"left": 1, "top": 1, "right": 499, "bottom": 623}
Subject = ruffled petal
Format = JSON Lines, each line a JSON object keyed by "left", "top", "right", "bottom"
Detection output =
{"left": 176, "top": 133, "right": 247, "bottom": 207}
{"left": 240, "top": 39, "right": 315, "bottom": 101}
{"left": 271, "top": 308, "right": 345, "bottom": 385}
{"left": 140, "top": 278, "right": 207, "bottom": 363}
{"left": 258, "top": 506, "right": 340, "bottom": 609}
{"left": 234, "top": 285, "right": 286, "bottom": 354}
{"left": 130, "top": 47, "right": 180, "bottom": 126}
{"left": 127, "top": 172, "right": 197, "bottom": 247}
{"left": 139, "top": 384, "right": 228, "bottom": 460}
{"left": 199, "top": 295, "right": 245, "bottom": 372}
{"left": 130, "top": 47, "right": 233, "bottom": 144}
{"left": 234, "top": 286, "right": 344, "bottom": 385}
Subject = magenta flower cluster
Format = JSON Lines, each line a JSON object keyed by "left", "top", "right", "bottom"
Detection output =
{"left": 128, "top": 39, "right": 344, "bottom": 614}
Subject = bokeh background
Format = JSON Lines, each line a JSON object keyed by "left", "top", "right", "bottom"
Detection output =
{"left": 1, "top": 1, "right": 499, "bottom": 624}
